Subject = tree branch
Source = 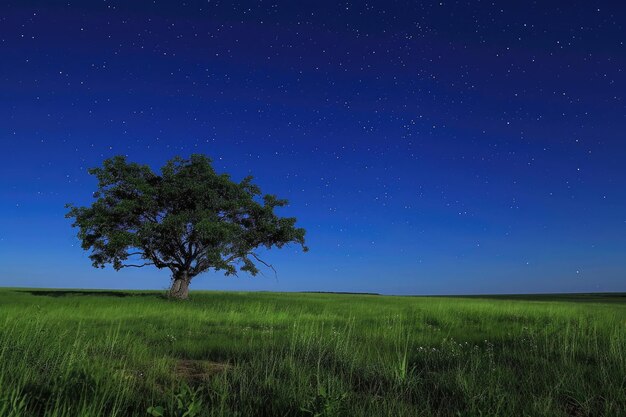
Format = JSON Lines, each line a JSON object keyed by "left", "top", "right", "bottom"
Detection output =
{"left": 250, "top": 253, "right": 277, "bottom": 278}
{"left": 120, "top": 262, "right": 155, "bottom": 268}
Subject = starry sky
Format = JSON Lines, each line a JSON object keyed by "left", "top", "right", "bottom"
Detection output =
{"left": 1, "top": 1, "right": 625, "bottom": 294}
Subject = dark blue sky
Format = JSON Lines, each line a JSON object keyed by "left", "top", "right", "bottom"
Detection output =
{"left": 1, "top": 1, "right": 624, "bottom": 294}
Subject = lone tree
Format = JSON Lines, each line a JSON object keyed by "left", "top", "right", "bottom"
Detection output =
{"left": 66, "top": 154, "right": 307, "bottom": 299}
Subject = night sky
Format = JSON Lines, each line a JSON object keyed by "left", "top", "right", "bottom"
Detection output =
{"left": 1, "top": 1, "right": 625, "bottom": 294}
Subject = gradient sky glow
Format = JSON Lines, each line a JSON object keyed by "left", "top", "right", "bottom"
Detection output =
{"left": 1, "top": 1, "right": 625, "bottom": 294}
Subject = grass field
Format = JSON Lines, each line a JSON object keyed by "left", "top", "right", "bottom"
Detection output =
{"left": 0, "top": 288, "right": 624, "bottom": 417}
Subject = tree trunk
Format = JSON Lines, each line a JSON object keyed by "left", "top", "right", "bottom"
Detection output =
{"left": 169, "top": 271, "right": 191, "bottom": 300}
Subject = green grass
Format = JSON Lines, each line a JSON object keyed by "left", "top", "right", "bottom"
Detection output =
{"left": 0, "top": 288, "right": 624, "bottom": 417}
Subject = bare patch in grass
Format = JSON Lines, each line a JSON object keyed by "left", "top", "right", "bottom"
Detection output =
{"left": 174, "top": 360, "right": 230, "bottom": 383}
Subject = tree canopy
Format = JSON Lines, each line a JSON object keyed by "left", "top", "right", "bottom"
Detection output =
{"left": 66, "top": 154, "right": 307, "bottom": 299}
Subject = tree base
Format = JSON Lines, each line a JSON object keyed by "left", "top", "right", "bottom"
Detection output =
{"left": 169, "top": 277, "right": 190, "bottom": 300}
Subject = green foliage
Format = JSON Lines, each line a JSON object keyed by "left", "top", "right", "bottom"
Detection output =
{"left": 171, "top": 384, "right": 203, "bottom": 417}
{"left": 65, "top": 155, "right": 307, "bottom": 286}
{"left": 0, "top": 289, "right": 624, "bottom": 417}
{"left": 148, "top": 386, "right": 202, "bottom": 417}
{"left": 147, "top": 406, "right": 164, "bottom": 417}
{"left": 301, "top": 384, "right": 348, "bottom": 417}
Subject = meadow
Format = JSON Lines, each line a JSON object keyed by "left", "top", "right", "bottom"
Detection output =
{"left": 0, "top": 288, "right": 624, "bottom": 417}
